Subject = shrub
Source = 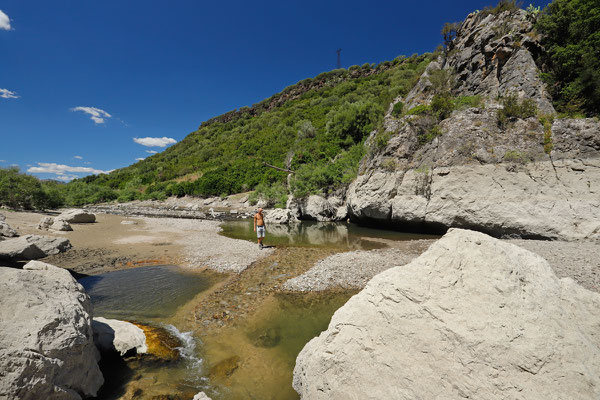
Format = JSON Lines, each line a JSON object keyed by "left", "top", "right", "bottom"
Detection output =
{"left": 391, "top": 102, "right": 404, "bottom": 117}
{"left": 503, "top": 150, "right": 532, "bottom": 163}
{"left": 326, "top": 101, "right": 385, "bottom": 145}
{"left": 441, "top": 22, "right": 460, "bottom": 49}
{"left": 453, "top": 95, "right": 483, "bottom": 109}
{"left": 481, "top": 0, "right": 521, "bottom": 17}
{"left": 418, "top": 124, "right": 443, "bottom": 144}
{"left": 497, "top": 94, "right": 538, "bottom": 127}
{"left": 431, "top": 93, "right": 455, "bottom": 120}
{"left": 539, "top": 114, "right": 555, "bottom": 154}
{"left": 406, "top": 104, "right": 432, "bottom": 116}
{"left": 248, "top": 182, "right": 288, "bottom": 208}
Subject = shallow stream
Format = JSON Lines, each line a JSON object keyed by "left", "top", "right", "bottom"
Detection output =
{"left": 81, "top": 221, "right": 436, "bottom": 399}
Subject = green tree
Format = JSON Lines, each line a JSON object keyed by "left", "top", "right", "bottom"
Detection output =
{"left": 536, "top": 0, "right": 600, "bottom": 115}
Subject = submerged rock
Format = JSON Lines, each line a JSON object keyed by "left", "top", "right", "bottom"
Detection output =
{"left": 209, "top": 356, "right": 241, "bottom": 381}
{"left": 0, "top": 260, "right": 103, "bottom": 399}
{"left": 293, "top": 229, "right": 600, "bottom": 399}
{"left": 92, "top": 317, "right": 147, "bottom": 356}
{"left": 193, "top": 392, "right": 212, "bottom": 400}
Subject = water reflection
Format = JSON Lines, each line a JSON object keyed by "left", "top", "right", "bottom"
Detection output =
{"left": 220, "top": 220, "right": 437, "bottom": 250}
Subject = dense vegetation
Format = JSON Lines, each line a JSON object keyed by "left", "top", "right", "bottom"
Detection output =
{"left": 0, "top": 168, "right": 64, "bottom": 210}
{"left": 68, "top": 55, "right": 432, "bottom": 206}
{"left": 536, "top": 0, "right": 600, "bottom": 116}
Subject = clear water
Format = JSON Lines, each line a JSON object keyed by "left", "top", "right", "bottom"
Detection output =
{"left": 220, "top": 220, "right": 438, "bottom": 250}
{"left": 199, "top": 291, "right": 355, "bottom": 400}
{"left": 79, "top": 266, "right": 219, "bottom": 399}
{"left": 79, "top": 265, "right": 215, "bottom": 321}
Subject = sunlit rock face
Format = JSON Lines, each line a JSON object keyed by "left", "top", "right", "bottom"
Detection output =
{"left": 293, "top": 229, "right": 600, "bottom": 399}
{"left": 0, "top": 261, "right": 103, "bottom": 400}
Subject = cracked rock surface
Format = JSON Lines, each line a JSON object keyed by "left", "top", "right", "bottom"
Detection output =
{"left": 293, "top": 229, "right": 600, "bottom": 399}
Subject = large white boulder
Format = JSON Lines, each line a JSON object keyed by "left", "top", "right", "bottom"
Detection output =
{"left": 293, "top": 229, "right": 600, "bottom": 399}
{"left": 0, "top": 261, "right": 104, "bottom": 399}
{"left": 92, "top": 317, "right": 147, "bottom": 356}
{"left": 57, "top": 209, "right": 96, "bottom": 223}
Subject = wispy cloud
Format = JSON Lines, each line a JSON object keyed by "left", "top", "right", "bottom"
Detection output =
{"left": 0, "top": 88, "right": 19, "bottom": 99}
{"left": 28, "top": 162, "right": 111, "bottom": 175}
{"left": 74, "top": 155, "right": 83, "bottom": 159}
{"left": 0, "top": 10, "right": 12, "bottom": 30}
{"left": 0, "top": 160, "right": 6, "bottom": 163}
{"left": 146, "top": 150, "right": 158, "bottom": 154}
{"left": 133, "top": 137, "right": 177, "bottom": 147}
{"left": 135, "top": 157, "right": 145, "bottom": 161}
{"left": 71, "top": 106, "right": 112, "bottom": 124}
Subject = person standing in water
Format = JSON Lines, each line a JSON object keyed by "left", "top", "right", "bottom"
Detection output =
{"left": 253, "top": 208, "right": 266, "bottom": 249}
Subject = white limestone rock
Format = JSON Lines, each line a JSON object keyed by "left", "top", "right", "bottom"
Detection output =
{"left": 0, "top": 221, "right": 17, "bottom": 237}
{"left": 264, "top": 208, "right": 297, "bottom": 224}
{"left": 37, "top": 216, "right": 54, "bottom": 230}
{"left": 92, "top": 317, "right": 147, "bottom": 356}
{"left": 293, "top": 229, "right": 600, "bottom": 399}
{"left": 57, "top": 209, "right": 96, "bottom": 223}
{"left": 50, "top": 218, "right": 73, "bottom": 232}
{"left": 0, "top": 234, "right": 71, "bottom": 260}
{"left": 0, "top": 261, "right": 104, "bottom": 399}
{"left": 24, "top": 234, "right": 72, "bottom": 256}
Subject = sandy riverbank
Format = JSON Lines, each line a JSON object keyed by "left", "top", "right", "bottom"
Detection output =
{"left": 2, "top": 210, "right": 272, "bottom": 275}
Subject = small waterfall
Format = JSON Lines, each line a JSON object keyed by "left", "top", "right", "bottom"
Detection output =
{"left": 163, "top": 324, "right": 209, "bottom": 385}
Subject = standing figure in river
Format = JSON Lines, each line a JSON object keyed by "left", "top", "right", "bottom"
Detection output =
{"left": 254, "top": 208, "right": 266, "bottom": 249}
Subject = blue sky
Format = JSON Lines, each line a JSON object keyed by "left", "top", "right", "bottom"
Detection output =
{"left": 1, "top": 0, "right": 551, "bottom": 181}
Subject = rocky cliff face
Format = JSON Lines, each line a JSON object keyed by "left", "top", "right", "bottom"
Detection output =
{"left": 343, "top": 9, "right": 600, "bottom": 240}
{"left": 293, "top": 229, "right": 600, "bottom": 399}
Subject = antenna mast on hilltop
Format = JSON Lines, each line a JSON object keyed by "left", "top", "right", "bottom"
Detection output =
{"left": 336, "top": 48, "right": 342, "bottom": 69}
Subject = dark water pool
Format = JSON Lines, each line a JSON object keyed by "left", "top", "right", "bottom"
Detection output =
{"left": 220, "top": 220, "right": 438, "bottom": 250}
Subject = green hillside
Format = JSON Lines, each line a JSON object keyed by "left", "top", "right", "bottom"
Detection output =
{"left": 70, "top": 54, "right": 432, "bottom": 206}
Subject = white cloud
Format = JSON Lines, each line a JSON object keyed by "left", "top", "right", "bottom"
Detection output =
{"left": 0, "top": 160, "right": 6, "bottom": 163}
{"left": 146, "top": 150, "right": 158, "bottom": 154}
{"left": 133, "top": 137, "right": 177, "bottom": 147}
{"left": 135, "top": 158, "right": 145, "bottom": 161}
{"left": 54, "top": 173, "right": 79, "bottom": 182}
{"left": 0, "top": 88, "right": 19, "bottom": 99}
{"left": 74, "top": 155, "right": 83, "bottom": 160}
{"left": 83, "top": 161, "right": 92, "bottom": 165}
{"left": 71, "top": 106, "right": 112, "bottom": 124}
{"left": 28, "top": 162, "right": 110, "bottom": 175}
{"left": 0, "top": 10, "right": 12, "bottom": 30}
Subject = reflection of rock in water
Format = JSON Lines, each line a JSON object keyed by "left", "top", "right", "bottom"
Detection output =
{"left": 209, "top": 356, "right": 241, "bottom": 381}
{"left": 131, "top": 322, "right": 182, "bottom": 361}
{"left": 267, "top": 222, "right": 356, "bottom": 247}
{"left": 249, "top": 326, "right": 282, "bottom": 348}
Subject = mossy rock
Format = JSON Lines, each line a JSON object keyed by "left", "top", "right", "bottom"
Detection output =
{"left": 131, "top": 322, "right": 182, "bottom": 361}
